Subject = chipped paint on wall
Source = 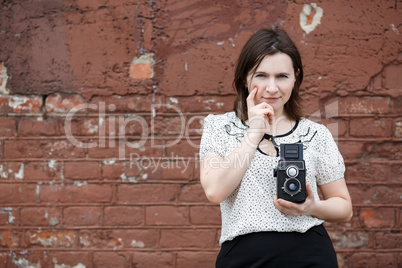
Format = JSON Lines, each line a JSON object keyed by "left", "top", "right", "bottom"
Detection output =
{"left": 0, "top": 62, "right": 9, "bottom": 95}
{"left": 0, "top": 207, "right": 15, "bottom": 224}
{"left": 300, "top": 3, "right": 323, "bottom": 34}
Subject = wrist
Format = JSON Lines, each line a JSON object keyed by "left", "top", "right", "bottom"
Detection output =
{"left": 307, "top": 199, "right": 321, "bottom": 219}
{"left": 245, "top": 131, "right": 263, "bottom": 148}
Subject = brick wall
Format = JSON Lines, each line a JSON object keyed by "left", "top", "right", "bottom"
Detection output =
{"left": 0, "top": 0, "right": 400, "bottom": 267}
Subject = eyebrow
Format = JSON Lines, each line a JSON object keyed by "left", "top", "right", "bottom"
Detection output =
{"left": 254, "top": 71, "right": 291, "bottom": 76}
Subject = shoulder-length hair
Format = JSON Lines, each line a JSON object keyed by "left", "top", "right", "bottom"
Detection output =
{"left": 233, "top": 27, "right": 304, "bottom": 122}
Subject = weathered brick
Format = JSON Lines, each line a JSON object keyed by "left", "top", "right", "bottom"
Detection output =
{"left": 63, "top": 206, "right": 101, "bottom": 226}
{"left": 0, "top": 252, "right": 7, "bottom": 267}
{"left": 0, "top": 230, "right": 20, "bottom": 248}
{"left": 0, "top": 1, "right": 400, "bottom": 267}
{"left": 365, "top": 142, "right": 402, "bottom": 161}
{"left": 159, "top": 229, "right": 216, "bottom": 248}
{"left": 383, "top": 63, "right": 402, "bottom": 90}
{"left": 119, "top": 115, "right": 152, "bottom": 136}
{"left": 48, "top": 252, "right": 91, "bottom": 268}
{"left": 152, "top": 116, "right": 187, "bottom": 136}
{"left": 158, "top": 41, "right": 237, "bottom": 96}
{"left": 28, "top": 230, "right": 76, "bottom": 248}
{"left": 142, "top": 158, "right": 194, "bottom": 181}
{"left": 89, "top": 95, "right": 162, "bottom": 113}
{"left": 117, "top": 184, "right": 176, "bottom": 203}
{"left": 350, "top": 252, "right": 397, "bottom": 268}
{"left": 176, "top": 252, "right": 218, "bottom": 268}
{"left": 338, "top": 97, "right": 390, "bottom": 114}
{"left": 337, "top": 141, "right": 365, "bottom": 161}
{"left": 190, "top": 206, "right": 221, "bottom": 225}
{"left": 0, "top": 117, "right": 16, "bottom": 136}
{"left": 45, "top": 93, "right": 85, "bottom": 113}
{"left": 146, "top": 206, "right": 188, "bottom": 226}
{"left": 87, "top": 142, "right": 122, "bottom": 159}
{"left": 129, "top": 53, "right": 154, "bottom": 80}
{"left": 65, "top": 114, "right": 151, "bottom": 139}
{"left": 325, "top": 207, "right": 360, "bottom": 229}
{"left": 186, "top": 115, "right": 204, "bottom": 136}
{"left": 62, "top": 117, "right": 100, "bottom": 136}
{"left": 103, "top": 206, "right": 143, "bottom": 226}
{"left": 335, "top": 252, "right": 351, "bottom": 268}
{"left": 165, "top": 139, "right": 200, "bottom": 158}
{"left": 39, "top": 184, "right": 113, "bottom": 203}
{"left": 345, "top": 162, "right": 390, "bottom": 182}
{"left": 3, "top": 139, "right": 86, "bottom": 159}
{"left": 132, "top": 252, "right": 174, "bottom": 268}
{"left": 24, "top": 160, "right": 62, "bottom": 181}
{"left": 395, "top": 118, "right": 402, "bottom": 138}
{"left": 64, "top": 161, "right": 101, "bottom": 180}
{"left": 0, "top": 184, "right": 36, "bottom": 204}
{"left": 20, "top": 207, "right": 61, "bottom": 227}
{"left": 348, "top": 185, "right": 402, "bottom": 205}
{"left": 0, "top": 95, "right": 43, "bottom": 114}
{"left": 165, "top": 96, "right": 235, "bottom": 113}
{"left": 360, "top": 208, "right": 395, "bottom": 228}
{"left": 92, "top": 252, "right": 127, "bottom": 268}
{"left": 302, "top": 94, "right": 321, "bottom": 119}
{"left": 0, "top": 207, "right": 18, "bottom": 226}
{"left": 17, "top": 117, "right": 61, "bottom": 136}
{"left": 0, "top": 162, "right": 24, "bottom": 180}
{"left": 321, "top": 119, "right": 347, "bottom": 138}
{"left": 178, "top": 183, "right": 209, "bottom": 203}
{"left": 390, "top": 163, "right": 402, "bottom": 183}
{"left": 80, "top": 229, "right": 157, "bottom": 249}
{"left": 349, "top": 118, "right": 393, "bottom": 137}
{"left": 390, "top": 95, "right": 402, "bottom": 114}
{"left": 101, "top": 160, "right": 142, "bottom": 180}
{"left": 329, "top": 231, "right": 370, "bottom": 249}
{"left": 8, "top": 251, "right": 51, "bottom": 267}
{"left": 88, "top": 139, "right": 164, "bottom": 160}
{"left": 374, "top": 232, "right": 402, "bottom": 249}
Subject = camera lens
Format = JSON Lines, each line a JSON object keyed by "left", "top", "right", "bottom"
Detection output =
{"left": 283, "top": 178, "right": 301, "bottom": 196}
{"left": 286, "top": 165, "right": 299, "bottom": 178}
{"left": 289, "top": 183, "right": 297, "bottom": 191}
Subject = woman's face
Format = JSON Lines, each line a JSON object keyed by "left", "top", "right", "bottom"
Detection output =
{"left": 246, "top": 52, "right": 296, "bottom": 118}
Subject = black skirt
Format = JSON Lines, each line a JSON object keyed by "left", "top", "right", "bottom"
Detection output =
{"left": 216, "top": 224, "right": 338, "bottom": 268}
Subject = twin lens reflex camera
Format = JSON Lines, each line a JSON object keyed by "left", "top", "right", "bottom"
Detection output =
{"left": 273, "top": 143, "right": 306, "bottom": 203}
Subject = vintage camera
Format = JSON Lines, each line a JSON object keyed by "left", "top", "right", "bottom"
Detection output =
{"left": 273, "top": 143, "right": 306, "bottom": 203}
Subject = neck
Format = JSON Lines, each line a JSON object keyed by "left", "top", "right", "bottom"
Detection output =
{"left": 273, "top": 107, "right": 287, "bottom": 121}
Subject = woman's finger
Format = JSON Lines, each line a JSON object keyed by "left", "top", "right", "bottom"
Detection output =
{"left": 259, "top": 105, "right": 275, "bottom": 125}
{"left": 246, "top": 87, "right": 257, "bottom": 109}
{"left": 305, "top": 183, "right": 315, "bottom": 199}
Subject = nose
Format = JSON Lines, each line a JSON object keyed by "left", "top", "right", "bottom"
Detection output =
{"left": 264, "top": 77, "right": 279, "bottom": 94}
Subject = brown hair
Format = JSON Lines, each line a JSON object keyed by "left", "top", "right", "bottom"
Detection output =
{"left": 233, "top": 27, "right": 304, "bottom": 122}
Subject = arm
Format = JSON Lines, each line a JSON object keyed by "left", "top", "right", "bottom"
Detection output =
{"left": 201, "top": 131, "right": 261, "bottom": 204}
{"left": 273, "top": 178, "right": 353, "bottom": 222}
{"left": 201, "top": 87, "right": 274, "bottom": 204}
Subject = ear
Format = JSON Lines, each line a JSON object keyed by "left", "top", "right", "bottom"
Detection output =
{"left": 295, "top": 69, "right": 300, "bottom": 77}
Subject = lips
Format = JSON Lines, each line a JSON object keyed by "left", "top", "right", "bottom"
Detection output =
{"left": 263, "top": 97, "right": 279, "bottom": 102}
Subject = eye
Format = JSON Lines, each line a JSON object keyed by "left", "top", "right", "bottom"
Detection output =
{"left": 255, "top": 73, "right": 266, "bottom": 78}
{"left": 278, "top": 74, "right": 289, "bottom": 79}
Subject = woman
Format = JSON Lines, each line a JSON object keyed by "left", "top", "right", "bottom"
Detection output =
{"left": 199, "top": 27, "right": 352, "bottom": 267}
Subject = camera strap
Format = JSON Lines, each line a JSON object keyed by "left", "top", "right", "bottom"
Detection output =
{"left": 257, "top": 134, "right": 279, "bottom": 157}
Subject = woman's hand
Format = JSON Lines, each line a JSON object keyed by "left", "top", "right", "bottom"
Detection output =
{"left": 273, "top": 182, "right": 316, "bottom": 216}
{"left": 273, "top": 179, "right": 353, "bottom": 223}
{"left": 246, "top": 87, "right": 275, "bottom": 139}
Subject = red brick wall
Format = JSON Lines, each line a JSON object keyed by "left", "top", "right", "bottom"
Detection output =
{"left": 0, "top": 0, "right": 401, "bottom": 267}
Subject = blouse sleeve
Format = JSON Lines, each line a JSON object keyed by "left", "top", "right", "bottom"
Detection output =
{"left": 315, "top": 125, "right": 345, "bottom": 185}
{"left": 199, "top": 114, "right": 227, "bottom": 160}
